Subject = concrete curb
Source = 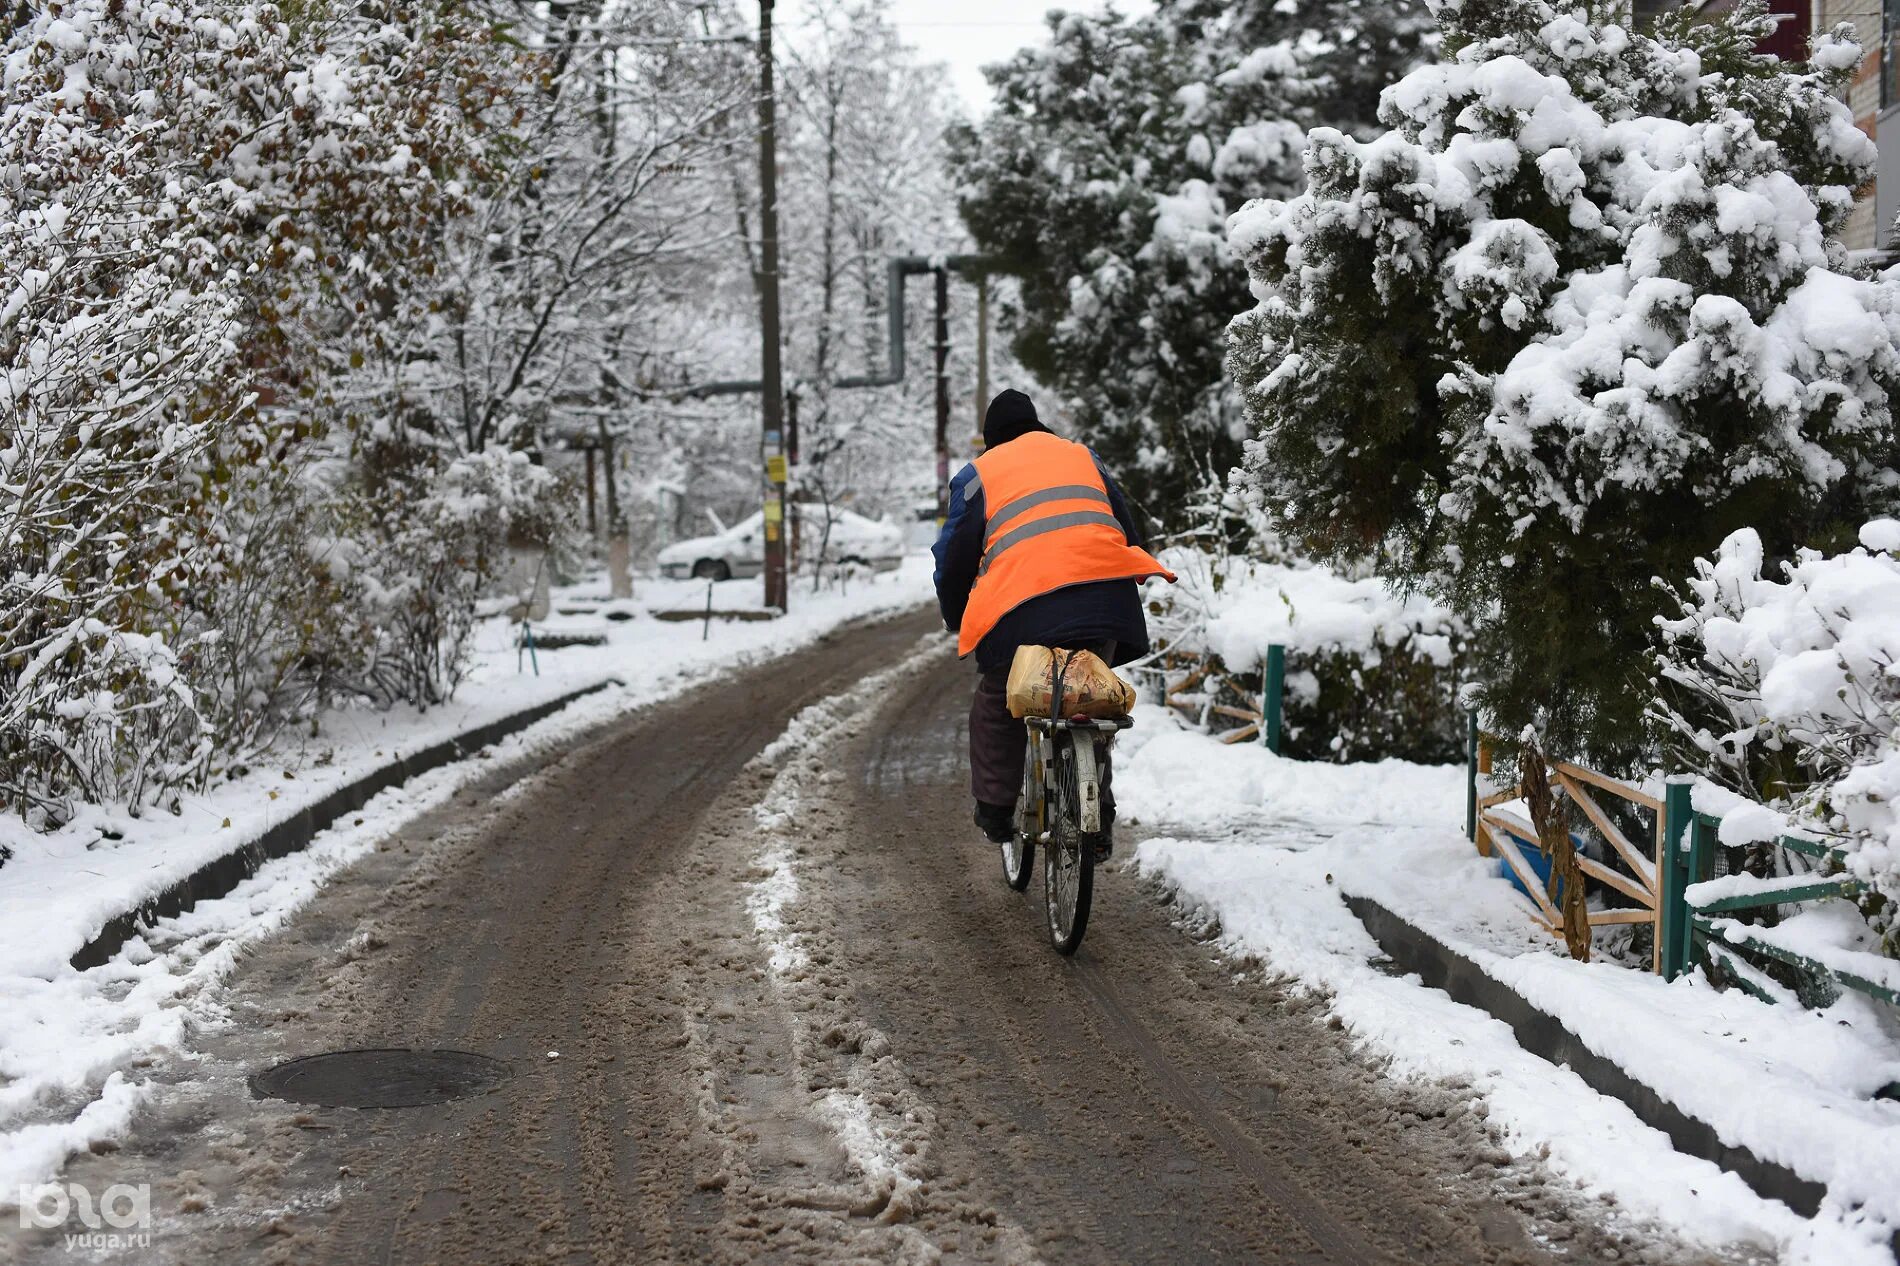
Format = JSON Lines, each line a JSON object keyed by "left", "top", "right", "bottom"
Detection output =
{"left": 69, "top": 679, "right": 622, "bottom": 971}
{"left": 1343, "top": 895, "right": 1849, "bottom": 1227}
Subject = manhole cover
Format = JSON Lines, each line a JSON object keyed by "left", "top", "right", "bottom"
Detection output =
{"left": 251, "top": 1048, "right": 511, "bottom": 1109}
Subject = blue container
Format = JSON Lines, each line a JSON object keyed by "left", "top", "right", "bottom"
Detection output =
{"left": 1498, "top": 832, "right": 1585, "bottom": 906}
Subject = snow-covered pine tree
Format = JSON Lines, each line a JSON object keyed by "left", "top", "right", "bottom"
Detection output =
{"left": 951, "top": 0, "right": 1429, "bottom": 529}
{"left": 1227, "top": 0, "right": 1900, "bottom": 758}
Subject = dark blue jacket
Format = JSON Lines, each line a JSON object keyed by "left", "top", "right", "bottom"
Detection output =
{"left": 932, "top": 448, "right": 1153, "bottom": 674}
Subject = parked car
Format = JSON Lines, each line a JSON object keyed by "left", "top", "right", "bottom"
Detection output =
{"left": 657, "top": 506, "right": 904, "bottom": 581}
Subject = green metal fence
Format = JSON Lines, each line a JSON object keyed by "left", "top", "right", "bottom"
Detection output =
{"left": 1262, "top": 643, "right": 1285, "bottom": 755}
{"left": 1658, "top": 780, "right": 1897, "bottom": 1009}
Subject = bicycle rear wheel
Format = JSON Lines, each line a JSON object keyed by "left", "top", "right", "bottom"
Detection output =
{"left": 1043, "top": 733, "right": 1094, "bottom": 954}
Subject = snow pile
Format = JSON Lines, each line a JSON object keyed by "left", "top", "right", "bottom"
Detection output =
{"left": 1155, "top": 546, "right": 1456, "bottom": 674}
{"left": 1120, "top": 710, "right": 1900, "bottom": 1263}
{"left": 1117, "top": 702, "right": 1464, "bottom": 836}
{"left": 0, "top": 561, "right": 933, "bottom": 1195}
{"left": 1145, "top": 542, "right": 1464, "bottom": 763}
{"left": 1656, "top": 523, "right": 1900, "bottom": 956}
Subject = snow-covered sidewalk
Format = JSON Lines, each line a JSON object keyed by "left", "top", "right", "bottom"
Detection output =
{"left": 0, "top": 559, "right": 933, "bottom": 1196}
{"left": 1118, "top": 705, "right": 1900, "bottom": 1266}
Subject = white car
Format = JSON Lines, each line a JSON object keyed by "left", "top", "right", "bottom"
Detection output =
{"left": 657, "top": 507, "right": 904, "bottom": 581}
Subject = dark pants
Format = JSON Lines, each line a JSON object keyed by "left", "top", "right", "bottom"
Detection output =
{"left": 969, "top": 643, "right": 1116, "bottom": 813}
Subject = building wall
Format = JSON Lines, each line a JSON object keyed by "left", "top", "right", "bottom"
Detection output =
{"left": 1819, "top": 1, "right": 1884, "bottom": 249}
{"left": 1686, "top": 0, "right": 1812, "bottom": 55}
{"left": 1879, "top": 103, "right": 1900, "bottom": 246}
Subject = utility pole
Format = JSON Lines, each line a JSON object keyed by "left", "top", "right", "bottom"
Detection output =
{"left": 975, "top": 273, "right": 990, "bottom": 449}
{"left": 599, "top": 420, "right": 630, "bottom": 599}
{"left": 933, "top": 266, "right": 950, "bottom": 517}
{"left": 758, "top": 0, "right": 788, "bottom": 611}
{"left": 786, "top": 389, "right": 800, "bottom": 582}
{"left": 583, "top": 445, "right": 597, "bottom": 536}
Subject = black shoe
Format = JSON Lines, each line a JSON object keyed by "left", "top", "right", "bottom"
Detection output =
{"left": 974, "top": 801, "right": 1015, "bottom": 844}
{"left": 1094, "top": 803, "right": 1116, "bottom": 863}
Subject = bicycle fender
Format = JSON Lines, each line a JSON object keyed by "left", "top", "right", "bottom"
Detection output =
{"left": 1074, "top": 735, "right": 1101, "bottom": 835}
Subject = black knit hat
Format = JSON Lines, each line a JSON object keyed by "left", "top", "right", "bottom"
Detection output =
{"left": 982, "top": 389, "right": 1050, "bottom": 449}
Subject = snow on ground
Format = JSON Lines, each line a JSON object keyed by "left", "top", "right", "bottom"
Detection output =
{"left": 0, "top": 558, "right": 933, "bottom": 1199}
{"left": 1118, "top": 704, "right": 1900, "bottom": 1265}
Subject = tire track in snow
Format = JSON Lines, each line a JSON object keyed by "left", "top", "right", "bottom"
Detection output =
{"left": 689, "top": 631, "right": 1039, "bottom": 1260}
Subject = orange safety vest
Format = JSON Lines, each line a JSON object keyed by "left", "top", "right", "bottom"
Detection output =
{"left": 957, "top": 431, "right": 1176, "bottom": 658}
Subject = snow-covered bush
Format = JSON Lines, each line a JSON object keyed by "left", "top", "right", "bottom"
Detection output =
{"left": 1, "top": 3, "right": 252, "bottom": 818}
{"left": 331, "top": 448, "right": 559, "bottom": 709}
{"left": 1227, "top": 0, "right": 1900, "bottom": 760}
{"left": 1, "top": 0, "right": 522, "bottom": 823}
{"left": 953, "top": 0, "right": 1431, "bottom": 525}
{"left": 1654, "top": 522, "right": 1900, "bottom": 953}
{"left": 0, "top": 245, "right": 234, "bottom": 814}
{"left": 178, "top": 462, "right": 364, "bottom": 768}
{"left": 1150, "top": 542, "right": 1465, "bottom": 763}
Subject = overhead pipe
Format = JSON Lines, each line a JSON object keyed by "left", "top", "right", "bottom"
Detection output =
{"left": 682, "top": 254, "right": 990, "bottom": 398}
{"left": 680, "top": 252, "right": 994, "bottom": 524}
{"left": 836, "top": 254, "right": 988, "bottom": 390}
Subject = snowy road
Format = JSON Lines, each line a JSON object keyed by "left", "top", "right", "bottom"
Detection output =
{"left": 7, "top": 610, "right": 1707, "bottom": 1265}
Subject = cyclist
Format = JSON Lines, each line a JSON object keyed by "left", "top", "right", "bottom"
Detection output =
{"left": 933, "top": 389, "right": 1176, "bottom": 857}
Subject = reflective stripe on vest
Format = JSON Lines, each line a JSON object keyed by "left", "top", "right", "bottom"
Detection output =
{"left": 979, "top": 508, "right": 1122, "bottom": 576}
{"left": 956, "top": 432, "right": 1176, "bottom": 658}
{"left": 986, "top": 483, "right": 1109, "bottom": 534}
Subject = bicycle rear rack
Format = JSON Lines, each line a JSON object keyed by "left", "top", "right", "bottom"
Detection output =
{"left": 1025, "top": 715, "right": 1133, "bottom": 734}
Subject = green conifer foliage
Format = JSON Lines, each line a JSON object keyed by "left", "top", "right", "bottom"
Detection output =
{"left": 951, "top": 1, "right": 1429, "bottom": 528}
{"left": 1228, "top": 0, "right": 1900, "bottom": 759}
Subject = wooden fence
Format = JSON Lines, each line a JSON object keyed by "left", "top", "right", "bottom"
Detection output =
{"left": 1160, "top": 644, "right": 1286, "bottom": 752}
{"left": 1466, "top": 723, "right": 1899, "bottom": 1006}
{"left": 1464, "top": 720, "right": 1665, "bottom": 969}
{"left": 1156, "top": 639, "right": 1894, "bottom": 1005}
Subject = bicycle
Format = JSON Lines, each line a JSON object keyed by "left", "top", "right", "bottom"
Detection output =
{"left": 1000, "top": 709, "right": 1132, "bottom": 955}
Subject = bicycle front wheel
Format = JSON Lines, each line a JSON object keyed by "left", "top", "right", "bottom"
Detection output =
{"left": 1001, "top": 823, "right": 1034, "bottom": 891}
{"left": 1043, "top": 734, "right": 1094, "bottom": 954}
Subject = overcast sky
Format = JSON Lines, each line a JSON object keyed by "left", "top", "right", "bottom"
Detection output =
{"left": 876, "top": 1, "right": 1155, "bottom": 117}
